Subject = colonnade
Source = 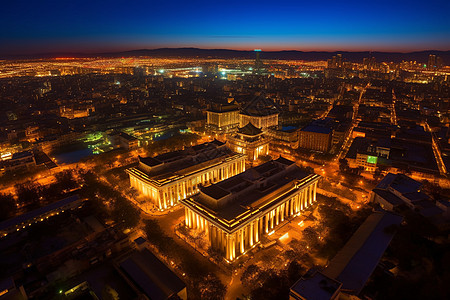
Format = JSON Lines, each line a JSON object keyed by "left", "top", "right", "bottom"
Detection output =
{"left": 130, "top": 157, "right": 245, "bottom": 210}
{"left": 184, "top": 181, "right": 318, "bottom": 261}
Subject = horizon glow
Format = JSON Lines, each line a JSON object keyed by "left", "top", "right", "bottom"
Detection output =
{"left": 1, "top": 0, "right": 449, "bottom": 55}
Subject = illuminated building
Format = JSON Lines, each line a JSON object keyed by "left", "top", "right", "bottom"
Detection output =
{"left": 226, "top": 122, "right": 270, "bottom": 161}
{"left": 239, "top": 94, "right": 280, "bottom": 130}
{"left": 180, "top": 157, "right": 320, "bottom": 261}
{"left": 0, "top": 195, "right": 82, "bottom": 236}
{"left": 254, "top": 49, "right": 264, "bottom": 74}
{"left": 126, "top": 140, "right": 246, "bottom": 211}
{"left": 267, "top": 126, "right": 300, "bottom": 149}
{"left": 206, "top": 103, "right": 240, "bottom": 133}
{"left": 59, "top": 105, "right": 95, "bottom": 119}
{"left": 298, "top": 125, "right": 332, "bottom": 152}
{"left": 0, "top": 150, "right": 36, "bottom": 173}
{"left": 108, "top": 131, "right": 138, "bottom": 150}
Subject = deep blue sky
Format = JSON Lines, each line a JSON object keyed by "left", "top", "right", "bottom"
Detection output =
{"left": 1, "top": 0, "right": 449, "bottom": 55}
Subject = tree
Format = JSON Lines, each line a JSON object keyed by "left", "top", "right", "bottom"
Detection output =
{"left": 0, "top": 193, "right": 16, "bottom": 221}
{"left": 15, "top": 181, "right": 42, "bottom": 209}
{"left": 286, "top": 261, "right": 305, "bottom": 284}
{"left": 339, "top": 158, "right": 349, "bottom": 172}
{"left": 373, "top": 167, "right": 383, "bottom": 181}
{"left": 198, "top": 274, "right": 227, "bottom": 300}
{"left": 111, "top": 196, "right": 140, "bottom": 228}
{"left": 55, "top": 169, "right": 78, "bottom": 191}
{"left": 241, "top": 264, "right": 261, "bottom": 287}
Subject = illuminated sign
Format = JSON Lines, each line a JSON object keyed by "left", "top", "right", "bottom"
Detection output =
{"left": 367, "top": 156, "right": 378, "bottom": 164}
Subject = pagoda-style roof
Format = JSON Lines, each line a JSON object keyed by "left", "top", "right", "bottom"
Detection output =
{"left": 241, "top": 93, "right": 280, "bottom": 117}
{"left": 237, "top": 122, "right": 262, "bottom": 136}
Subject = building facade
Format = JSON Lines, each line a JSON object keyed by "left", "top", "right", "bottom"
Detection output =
{"left": 126, "top": 141, "right": 246, "bottom": 211}
{"left": 239, "top": 94, "right": 280, "bottom": 130}
{"left": 180, "top": 157, "right": 320, "bottom": 261}
{"left": 298, "top": 126, "right": 332, "bottom": 152}
{"left": 206, "top": 104, "right": 240, "bottom": 133}
{"left": 226, "top": 122, "right": 270, "bottom": 161}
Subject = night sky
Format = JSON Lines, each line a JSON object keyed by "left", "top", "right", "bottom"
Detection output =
{"left": 1, "top": 0, "right": 449, "bottom": 55}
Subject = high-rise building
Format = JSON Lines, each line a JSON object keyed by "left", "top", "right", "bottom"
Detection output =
{"left": 428, "top": 54, "right": 437, "bottom": 70}
{"left": 254, "top": 49, "right": 263, "bottom": 74}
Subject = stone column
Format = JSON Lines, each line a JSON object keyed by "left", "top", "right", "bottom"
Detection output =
{"left": 249, "top": 222, "right": 254, "bottom": 246}
{"left": 276, "top": 206, "right": 280, "bottom": 226}
{"left": 270, "top": 211, "right": 274, "bottom": 229}
{"left": 313, "top": 182, "right": 317, "bottom": 202}
{"left": 240, "top": 229, "right": 244, "bottom": 253}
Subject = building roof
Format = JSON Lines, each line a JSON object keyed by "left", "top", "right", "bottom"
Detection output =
{"left": 301, "top": 125, "right": 332, "bottom": 134}
{"left": 372, "top": 189, "right": 404, "bottom": 207}
{"left": 119, "top": 249, "right": 185, "bottom": 300}
{"left": 181, "top": 158, "right": 320, "bottom": 232}
{"left": 375, "top": 173, "right": 422, "bottom": 194}
{"left": 11, "top": 151, "right": 33, "bottom": 160}
{"left": 275, "top": 156, "right": 296, "bottom": 166}
{"left": 129, "top": 141, "right": 243, "bottom": 186}
{"left": 138, "top": 156, "right": 162, "bottom": 167}
{"left": 237, "top": 122, "right": 262, "bottom": 136}
{"left": 0, "top": 195, "right": 81, "bottom": 233}
{"left": 240, "top": 93, "right": 280, "bottom": 117}
{"left": 290, "top": 270, "right": 342, "bottom": 300}
{"left": 323, "top": 211, "right": 403, "bottom": 294}
{"left": 207, "top": 103, "right": 239, "bottom": 113}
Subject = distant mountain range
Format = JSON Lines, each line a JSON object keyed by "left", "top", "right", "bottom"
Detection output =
{"left": 2, "top": 47, "right": 450, "bottom": 63}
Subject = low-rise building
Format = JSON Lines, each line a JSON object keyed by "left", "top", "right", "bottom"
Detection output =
{"left": 127, "top": 140, "right": 246, "bottom": 211}
{"left": 108, "top": 131, "right": 138, "bottom": 150}
{"left": 321, "top": 211, "right": 403, "bottom": 295}
{"left": 116, "top": 248, "right": 187, "bottom": 300}
{"left": 290, "top": 270, "right": 342, "bottom": 300}
{"left": 0, "top": 150, "right": 35, "bottom": 173}
{"left": 206, "top": 103, "right": 240, "bottom": 133}
{"left": 370, "top": 173, "right": 449, "bottom": 229}
{"left": 226, "top": 122, "right": 270, "bottom": 161}
{"left": 267, "top": 125, "right": 299, "bottom": 149}
{"left": 298, "top": 125, "right": 332, "bottom": 152}
{"left": 180, "top": 157, "right": 320, "bottom": 261}
{"left": 239, "top": 94, "right": 280, "bottom": 130}
{"left": 0, "top": 195, "right": 83, "bottom": 236}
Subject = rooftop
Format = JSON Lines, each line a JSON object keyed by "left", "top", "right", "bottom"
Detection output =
{"left": 323, "top": 211, "right": 403, "bottom": 294}
{"left": 375, "top": 173, "right": 422, "bottom": 194}
{"left": 290, "top": 270, "right": 342, "bottom": 300}
{"left": 240, "top": 93, "right": 280, "bottom": 117}
{"left": 301, "top": 125, "right": 332, "bottom": 134}
{"left": 237, "top": 122, "right": 262, "bottom": 136}
{"left": 0, "top": 195, "right": 82, "bottom": 233}
{"left": 118, "top": 248, "right": 185, "bottom": 300}
{"left": 181, "top": 158, "right": 320, "bottom": 232}
{"left": 128, "top": 140, "right": 242, "bottom": 186}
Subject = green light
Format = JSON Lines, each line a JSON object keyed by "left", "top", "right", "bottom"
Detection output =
{"left": 59, "top": 290, "right": 63, "bottom": 294}
{"left": 367, "top": 156, "right": 378, "bottom": 164}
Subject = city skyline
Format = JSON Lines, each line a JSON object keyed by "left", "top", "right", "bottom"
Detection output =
{"left": 1, "top": 0, "right": 450, "bottom": 55}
